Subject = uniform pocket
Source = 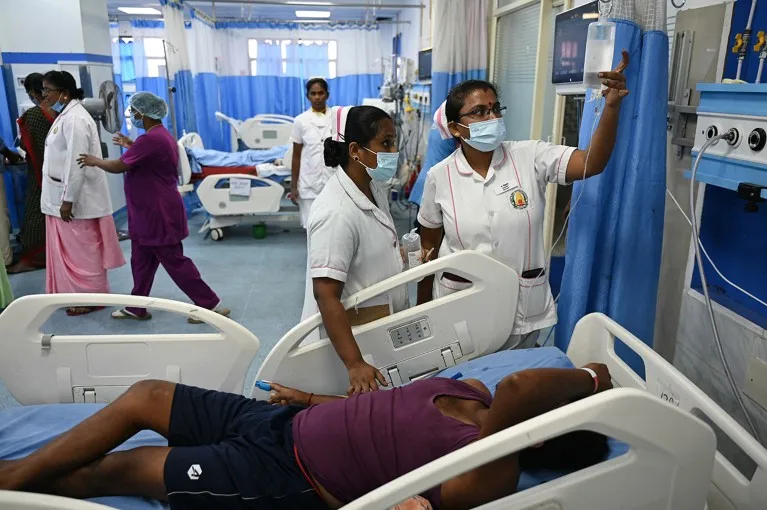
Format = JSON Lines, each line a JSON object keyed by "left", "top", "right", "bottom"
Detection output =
{"left": 516, "top": 274, "right": 547, "bottom": 321}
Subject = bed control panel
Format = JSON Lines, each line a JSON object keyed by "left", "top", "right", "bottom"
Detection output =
{"left": 389, "top": 318, "right": 433, "bottom": 348}
{"left": 380, "top": 342, "right": 463, "bottom": 387}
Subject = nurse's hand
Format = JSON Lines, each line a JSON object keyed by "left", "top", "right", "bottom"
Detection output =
{"left": 290, "top": 184, "right": 299, "bottom": 205}
{"left": 77, "top": 153, "right": 99, "bottom": 168}
{"left": 112, "top": 133, "right": 133, "bottom": 149}
{"left": 347, "top": 361, "right": 388, "bottom": 395}
{"left": 60, "top": 201, "right": 74, "bottom": 222}
{"left": 600, "top": 49, "right": 630, "bottom": 108}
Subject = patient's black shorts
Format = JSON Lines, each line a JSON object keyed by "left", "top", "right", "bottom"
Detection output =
{"left": 163, "top": 384, "right": 327, "bottom": 510}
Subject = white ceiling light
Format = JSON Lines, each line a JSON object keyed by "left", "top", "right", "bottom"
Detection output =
{"left": 117, "top": 7, "right": 162, "bottom": 15}
{"left": 295, "top": 10, "right": 332, "bottom": 18}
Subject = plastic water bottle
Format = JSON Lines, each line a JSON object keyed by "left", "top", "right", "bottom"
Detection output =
{"left": 401, "top": 228, "right": 422, "bottom": 270}
{"left": 583, "top": 21, "right": 616, "bottom": 90}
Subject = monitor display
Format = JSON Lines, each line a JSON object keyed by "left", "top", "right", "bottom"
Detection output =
{"left": 552, "top": 1, "right": 599, "bottom": 85}
{"left": 418, "top": 49, "right": 432, "bottom": 81}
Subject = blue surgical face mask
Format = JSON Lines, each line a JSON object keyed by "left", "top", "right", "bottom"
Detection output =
{"left": 362, "top": 147, "right": 399, "bottom": 182}
{"left": 133, "top": 114, "right": 145, "bottom": 130}
{"left": 458, "top": 117, "right": 506, "bottom": 153}
{"left": 50, "top": 100, "right": 65, "bottom": 113}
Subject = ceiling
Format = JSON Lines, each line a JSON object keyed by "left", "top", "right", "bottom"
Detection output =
{"left": 106, "top": 0, "right": 419, "bottom": 23}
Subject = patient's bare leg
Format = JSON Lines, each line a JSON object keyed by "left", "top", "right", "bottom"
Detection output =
{"left": 28, "top": 447, "right": 170, "bottom": 502}
{"left": 0, "top": 380, "right": 175, "bottom": 491}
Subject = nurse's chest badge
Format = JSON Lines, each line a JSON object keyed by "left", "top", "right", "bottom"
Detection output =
{"left": 510, "top": 188, "right": 529, "bottom": 210}
{"left": 53, "top": 127, "right": 58, "bottom": 134}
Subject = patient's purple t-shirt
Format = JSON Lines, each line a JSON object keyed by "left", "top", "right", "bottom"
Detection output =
{"left": 292, "top": 378, "right": 492, "bottom": 507}
{"left": 120, "top": 125, "right": 188, "bottom": 246}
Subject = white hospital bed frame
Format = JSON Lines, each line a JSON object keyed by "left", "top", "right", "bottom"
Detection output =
{"left": 2, "top": 252, "right": 767, "bottom": 509}
{"left": 175, "top": 131, "right": 300, "bottom": 241}
{"left": 215, "top": 111, "right": 294, "bottom": 152}
{"left": 0, "top": 294, "right": 259, "bottom": 404}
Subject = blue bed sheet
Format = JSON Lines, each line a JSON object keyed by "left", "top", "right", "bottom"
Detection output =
{"left": 0, "top": 347, "right": 628, "bottom": 508}
{"left": 186, "top": 145, "right": 289, "bottom": 174}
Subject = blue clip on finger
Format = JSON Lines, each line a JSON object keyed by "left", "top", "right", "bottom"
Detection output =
{"left": 255, "top": 380, "right": 271, "bottom": 392}
{"left": 450, "top": 372, "right": 463, "bottom": 380}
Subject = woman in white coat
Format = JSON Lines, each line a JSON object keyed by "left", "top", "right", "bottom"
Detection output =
{"left": 417, "top": 52, "right": 630, "bottom": 349}
{"left": 308, "top": 105, "right": 407, "bottom": 394}
{"left": 40, "top": 71, "right": 125, "bottom": 316}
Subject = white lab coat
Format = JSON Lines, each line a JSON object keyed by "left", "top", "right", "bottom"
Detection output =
{"left": 290, "top": 109, "right": 334, "bottom": 200}
{"left": 418, "top": 140, "right": 576, "bottom": 335}
{"left": 41, "top": 100, "right": 113, "bottom": 219}
{"left": 308, "top": 169, "right": 408, "bottom": 313}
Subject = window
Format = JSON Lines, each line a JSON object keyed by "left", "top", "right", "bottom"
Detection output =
{"left": 248, "top": 39, "right": 337, "bottom": 79}
{"left": 143, "top": 37, "right": 167, "bottom": 78}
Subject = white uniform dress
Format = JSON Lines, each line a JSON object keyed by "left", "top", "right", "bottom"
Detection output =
{"left": 303, "top": 168, "right": 408, "bottom": 343}
{"left": 417, "top": 140, "right": 575, "bottom": 344}
{"left": 289, "top": 108, "right": 334, "bottom": 227}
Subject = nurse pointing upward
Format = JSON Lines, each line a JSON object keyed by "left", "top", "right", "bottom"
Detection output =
{"left": 77, "top": 92, "right": 229, "bottom": 323}
{"left": 417, "top": 51, "right": 630, "bottom": 349}
{"left": 309, "top": 105, "right": 407, "bottom": 395}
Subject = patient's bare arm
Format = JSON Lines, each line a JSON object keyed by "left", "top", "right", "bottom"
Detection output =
{"left": 439, "top": 364, "right": 612, "bottom": 510}
{"left": 268, "top": 382, "right": 346, "bottom": 406}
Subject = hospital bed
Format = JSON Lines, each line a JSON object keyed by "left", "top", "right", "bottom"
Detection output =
{"left": 1, "top": 252, "right": 766, "bottom": 509}
{"left": 215, "top": 111, "right": 295, "bottom": 152}
{"left": 176, "top": 131, "right": 299, "bottom": 241}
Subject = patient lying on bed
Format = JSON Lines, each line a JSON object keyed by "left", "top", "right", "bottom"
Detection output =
{"left": 0, "top": 363, "right": 612, "bottom": 510}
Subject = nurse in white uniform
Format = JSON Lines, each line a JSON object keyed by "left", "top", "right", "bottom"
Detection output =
{"left": 290, "top": 78, "right": 334, "bottom": 227}
{"left": 308, "top": 105, "right": 407, "bottom": 395}
{"left": 417, "top": 51, "right": 630, "bottom": 348}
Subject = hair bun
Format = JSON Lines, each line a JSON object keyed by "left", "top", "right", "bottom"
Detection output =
{"left": 74, "top": 87, "right": 86, "bottom": 100}
{"left": 323, "top": 138, "right": 347, "bottom": 168}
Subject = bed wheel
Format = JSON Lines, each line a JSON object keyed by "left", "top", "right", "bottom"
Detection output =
{"left": 211, "top": 228, "right": 224, "bottom": 241}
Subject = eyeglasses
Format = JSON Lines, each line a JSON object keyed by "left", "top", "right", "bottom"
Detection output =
{"left": 458, "top": 103, "right": 506, "bottom": 120}
{"left": 42, "top": 87, "right": 62, "bottom": 96}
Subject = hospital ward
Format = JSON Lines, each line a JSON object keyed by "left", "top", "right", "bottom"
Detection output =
{"left": 1, "top": 0, "right": 767, "bottom": 509}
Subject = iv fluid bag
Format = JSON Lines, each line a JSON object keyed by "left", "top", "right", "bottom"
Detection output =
{"left": 583, "top": 21, "right": 616, "bottom": 90}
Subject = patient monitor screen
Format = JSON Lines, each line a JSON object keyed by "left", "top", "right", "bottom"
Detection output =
{"left": 552, "top": 0, "right": 599, "bottom": 84}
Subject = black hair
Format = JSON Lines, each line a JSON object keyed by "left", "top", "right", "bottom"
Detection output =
{"left": 306, "top": 78, "right": 329, "bottom": 95}
{"left": 518, "top": 430, "right": 610, "bottom": 472}
{"left": 42, "top": 70, "right": 85, "bottom": 100}
{"left": 323, "top": 106, "right": 392, "bottom": 169}
{"left": 445, "top": 80, "right": 499, "bottom": 124}
{"left": 24, "top": 73, "right": 44, "bottom": 96}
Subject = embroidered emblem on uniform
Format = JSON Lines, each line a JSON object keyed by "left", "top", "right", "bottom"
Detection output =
{"left": 510, "top": 189, "right": 529, "bottom": 210}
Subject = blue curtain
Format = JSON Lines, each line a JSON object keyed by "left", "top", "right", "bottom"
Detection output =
{"left": 174, "top": 70, "right": 198, "bottom": 136}
{"left": 327, "top": 74, "right": 383, "bottom": 108}
{"left": 194, "top": 73, "right": 225, "bottom": 150}
{"left": 120, "top": 40, "right": 136, "bottom": 82}
{"left": 300, "top": 43, "right": 329, "bottom": 79}
{"left": 409, "top": 130, "right": 458, "bottom": 205}
{"left": 0, "top": 66, "right": 13, "bottom": 146}
{"left": 257, "top": 42, "right": 282, "bottom": 76}
{"left": 555, "top": 22, "right": 668, "bottom": 376}
{"left": 219, "top": 76, "right": 305, "bottom": 120}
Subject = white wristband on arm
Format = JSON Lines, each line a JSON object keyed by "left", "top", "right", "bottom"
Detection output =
{"left": 579, "top": 367, "right": 599, "bottom": 394}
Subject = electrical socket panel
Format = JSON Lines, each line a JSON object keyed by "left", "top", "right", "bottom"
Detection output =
{"left": 693, "top": 112, "right": 767, "bottom": 166}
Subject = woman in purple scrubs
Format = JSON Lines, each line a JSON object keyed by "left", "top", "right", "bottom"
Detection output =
{"left": 77, "top": 92, "right": 229, "bottom": 323}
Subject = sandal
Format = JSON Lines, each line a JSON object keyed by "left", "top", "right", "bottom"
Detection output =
{"left": 188, "top": 307, "right": 231, "bottom": 324}
{"left": 66, "top": 306, "right": 105, "bottom": 316}
{"left": 111, "top": 309, "right": 152, "bottom": 321}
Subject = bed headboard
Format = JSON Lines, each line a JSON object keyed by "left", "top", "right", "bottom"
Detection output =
{"left": 253, "top": 251, "right": 519, "bottom": 399}
{"left": 177, "top": 132, "right": 204, "bottom": 187}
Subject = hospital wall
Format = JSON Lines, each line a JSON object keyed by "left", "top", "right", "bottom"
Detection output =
{"left": 0, "top": 0, "right": 126, "bottom": 214}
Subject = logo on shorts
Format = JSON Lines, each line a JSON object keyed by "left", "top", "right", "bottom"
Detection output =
{"left": 510, "top": 189, "right": 529, "bottom": 210}
{"left": 187, "top": 464, "right": 202, "bottom": 480}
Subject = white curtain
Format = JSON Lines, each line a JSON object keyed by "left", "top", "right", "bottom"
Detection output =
{"left": 159, "top": 0, "right": 191, "bottom": 76}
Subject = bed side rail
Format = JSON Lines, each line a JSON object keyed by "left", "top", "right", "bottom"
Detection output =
{"left": 0, "top": 294, "right": 259, "bottom": 405}
{"left": 343, "top": 388, "right": 715, "bottom": 510}
{"left": 254, "top": 252, "right": 518, "bottom": 398}
{"left": 567, "top": 313, "right": 767, "bottom": 510}
{"left": 196, "top": 173, "right": 283, "bottom": 215}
